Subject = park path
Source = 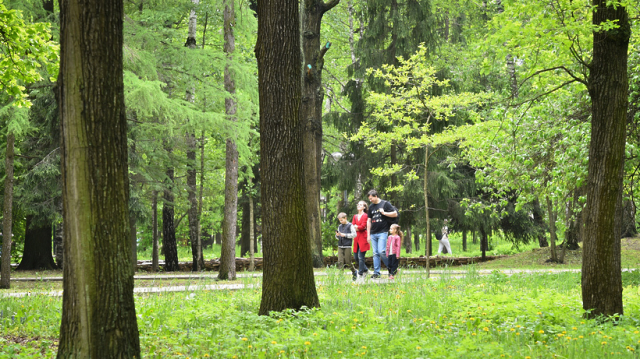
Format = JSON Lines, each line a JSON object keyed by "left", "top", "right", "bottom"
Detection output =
{"left": 0, "top": 268, "right": 603, "bottom": 298}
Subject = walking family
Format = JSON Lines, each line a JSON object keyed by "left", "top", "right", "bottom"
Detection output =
{"left": 335, "top": 189, "right": 402, "bottom": 280}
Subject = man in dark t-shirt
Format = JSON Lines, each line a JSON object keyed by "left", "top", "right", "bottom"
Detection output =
{"left": 366, "top": 189, "right": 398, "bottom": 279}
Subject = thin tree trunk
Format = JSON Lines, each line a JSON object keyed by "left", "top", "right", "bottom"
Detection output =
{"left": 462, "top": 230, "right": 467, "bottom": 252}
{"left": 581, "top": 0, "right": 629, "bottom": 318}
{"left": 300, "top": 0, "right": 339, "bottom": 268}
{"left": 0, "top": 132, "right": 15, "bottom": 289}
{"left": 480, "top": 228, "right": 488, "bottom": 261}
{"left": 54, "top": 222, "right": 64, "bottom": 269}
{"left": 424, "top": 145, "right": 430, "bottom": 277}
{"left": 130, "top": 210, "right": 137, "bottom": 274}
{"left": 240, "top": 192, "right": 250, "bottom": 257}
{"left": 404, "top": 226, "right": 412, "bottom": 254}
{"left": 163, "top": 166, "right": 179, "bottom": 271}
{"left": 17, "top": 217, "right": 56, "bottom": 270}
{"left": 256, "top": 0, "right": 320, "bottom": 314}
{"left": 186, "top": 0, "right": 201, "bottom": 271}
{"left": 414, "top": 231, "right": 419, "bottom": 251}
{"left": 219, "top": 0, "right": 238, "bottom": 280}
{"left": 197, "top": 131, "right": 206, "bottom": 267}
{"left": 57, "top": 0, "right": 140, "bottom": 354}
{"left": 546, "top": 196, "right": 558, "bottom": 262}
{"left": 249, "top": 194, "right": 255, "bottom": 271}
{"left": 533, "top": 198, "right": 549, "bottom": 247}
{"left": 152, "top": 190, "right": 159, "bottom": 272}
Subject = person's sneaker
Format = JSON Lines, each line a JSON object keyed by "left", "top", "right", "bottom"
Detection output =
{"left": 389, "top": 275, "right": 394, "bottom": 280}
{"left": 352, "top": 272, "right": 358, "bottom": 281}
{"left": 371, "top": 274, "right": 380, "bottom": 279}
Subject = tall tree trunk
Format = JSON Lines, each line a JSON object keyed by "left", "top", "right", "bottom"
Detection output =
{"left": 0, "top": 132, "right": 15, "bottom": 289}
{"left": 57, "top": 0, "right": 140, "bottom": 354}
{"left": 480, "top": 228, "right": 488, "bottom": 261}
{"left": 152, "top": 190, "right": 159, "bottom": 272}
{"left": 162, "top": 166, "right": 179, "bottom": 271}
{"left": 219, "top": 0, "right": 238, "bottom": 280}
{"left": 197, "top": 131, "right": 206, "bottom": 268}
{"left": 413, "top": 231, "right": 419, "bottom": 251}
{"left": 300, "top": 0, "right": 339, "bottom": 268}
{"left": 186, "top": 0, "right": 201, "bottom": 272}
{"left": 17, "top": 217, "right": 56, "bottom": 270}
{"left": 256, "top": 0, "right": 320, "bottom": 314}
{"left": 581, "top": 0, "right": 630, "bottom": 318}
{"left": 249, "top": 194, "right": 255, "bottom": 271}
{"left": 424, "top": 145, "right": 430, "bottom": 277}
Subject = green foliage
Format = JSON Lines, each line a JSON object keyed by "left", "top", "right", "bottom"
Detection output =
{"left": 0, "top": 1, "right": 58, "bottom": 108}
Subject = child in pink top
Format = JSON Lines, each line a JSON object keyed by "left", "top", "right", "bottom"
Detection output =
{"left": 386, "top": 224, "right": 403, "bottom": 279}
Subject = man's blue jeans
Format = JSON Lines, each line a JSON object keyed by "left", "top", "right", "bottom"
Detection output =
{"left": 370, "top": 232, "right": 388, "bottom": 275}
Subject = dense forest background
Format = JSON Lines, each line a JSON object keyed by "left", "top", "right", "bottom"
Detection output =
{"left": 1, "top": 0, "right": 639, "bottom": 269}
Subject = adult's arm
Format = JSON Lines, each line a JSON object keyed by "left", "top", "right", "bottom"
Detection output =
{"left": 380, "top": 201, "right": 398, "bottom": 217}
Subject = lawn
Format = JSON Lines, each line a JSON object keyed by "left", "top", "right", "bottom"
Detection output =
{"left": 2, "top": 269, "right": 640, "bottom": 358}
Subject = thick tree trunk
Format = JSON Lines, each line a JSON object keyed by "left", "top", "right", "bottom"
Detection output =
{"left": 17, "top": 217, "right": 56, "bottom": 270}
{"left": 256, "top": 0, "right": 320, "bottom": 314}
{"left": 57, "top": 0, "right": 140, "bottom": 354}
{"left": 1, "top": 132, "right": 15, "bottom": 289}
{"left": 152, "top": 190, "right": 159, "bottom": 272}
{"left": 162, "top": 166, "right": 179, "bottom": 271}
{"left": 219, "top": 0, "right": 238, "bottom": 280}
{"left": 301, "top": 0, "right": 339, "bottom": 268}
{"left": 413, "top": 231, "right": 419, "bottom": 251}
{"left": 546, "top": 196, "right": 558, "bottom": 262}
{"left": 581, "top": 1, "right": 630, "bottom": 318}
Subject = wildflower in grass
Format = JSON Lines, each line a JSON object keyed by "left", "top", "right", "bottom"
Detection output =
{"left": 362, "top": 346, "right": 367, "bottom": 349}
{"left": 579, "top": 336, "right": 584, "bottom": 339}
{"left": 627, "top": 346, "right": 635, "bottom": 352}
{"left": 341, "top": 329, "right": 346, "bottom": 332}
{"left": 338, "top": 351, "right": 342, "bottom": 354}
{"left": 271, "top": 341, "right": 277, "bottom": 344}
{"left": 538, "top": 330, "right": 544, "bottom": 334}
{"left": 313, "top": 332, "right": 318, "bottom": 336}
{"left": 304, "top": 341, "right": 311, "bottom": 345}
{"left": 242, "top": 338, "right": 248, "bottom": 341}
{"left": 352, "top": 326, "right": 356, "bottom": 329}
{"left": 601, "top": 342, "right": 607, "bottom": 345}
{"left": 472, "top": 333, "right": 477, "bottom": 336}
{"left": 537, "top": 312, "right": 542, "bottom": 315}
{"left": 416, "top": 346, "right": 422, "bottom": 349}
{"left": 204, "top": 355, "right": 210, "bottom": 358}
{"left": 407, "top": 310, "right": 412, "bottom": 313}
{"left": 353, "top": 318, "right": 358, "bottom": 322}
{"left": 248, "top": 345, "right": 252, "bottom": 348}
{"left": 572, "top": 327, "right": 577, "bottom": 330}
{"left": 635, "top": 331, "right": 639, "bottom": 334}
{"left": 516, "top": 333, "right": 520, "bottom": 336}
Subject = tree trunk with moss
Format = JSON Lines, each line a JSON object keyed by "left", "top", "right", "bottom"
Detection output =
{"left": 57, "top": 0, "right": 140, "bottom": 355}
{"left": 581, "top": 0, "right": 630, "bottom": 318}
{"left": 256, "top": 0, "right": 320, "bottom": 314}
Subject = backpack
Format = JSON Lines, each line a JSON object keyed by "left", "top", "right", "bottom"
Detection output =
{"left": 382, "top": 200, "right": 399, "bottom": 225}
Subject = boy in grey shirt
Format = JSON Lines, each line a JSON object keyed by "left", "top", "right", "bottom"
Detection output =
{"left": 336, "top": 212, "right": 357, "bottom": 280}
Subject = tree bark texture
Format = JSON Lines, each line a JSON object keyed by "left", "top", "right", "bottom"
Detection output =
{"left": 163, "top": 166, "right": 179, "bottom": 271}
{"left": 129, "top": 210, "right": 137, "bottom": 274}
{"left": 57, "top": 0, "right": 140, "bottom": 355}
{"left": 581, "top": 1, "right": 630, "bottom": 318}
{"left": 256, "top": 0, "right": 320, "bottom": 315}
{"left": 300, "top": 0, "right": 339, "bottom": 268}
{"left": 219, "top": 0, "right": 238, "bottom": 280}
{"left": 546, "top": 196, "right": 558, "bottom": 262}
{"left": 17, "top": 218, "right": 56, "bottom": 270}
{"left": 424, "top": 145, "right": 430, "bottom": 277}
{"left": 1, "top": 132, "right": 15, "bottom": 289}
{"left": 152, "top": 190, "right": 159, "bottom": 272}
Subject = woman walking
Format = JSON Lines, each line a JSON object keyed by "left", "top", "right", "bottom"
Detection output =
{"left": 352, "top": 201, "right": 370, "bottom": 279}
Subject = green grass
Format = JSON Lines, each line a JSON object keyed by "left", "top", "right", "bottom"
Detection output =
{"left": 2, "top": 270, "right": 640, "bottom": 358}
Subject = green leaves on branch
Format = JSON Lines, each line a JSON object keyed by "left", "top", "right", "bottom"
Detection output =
{"left": 0, "top": 2, "right": 58, "bottom": 108}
